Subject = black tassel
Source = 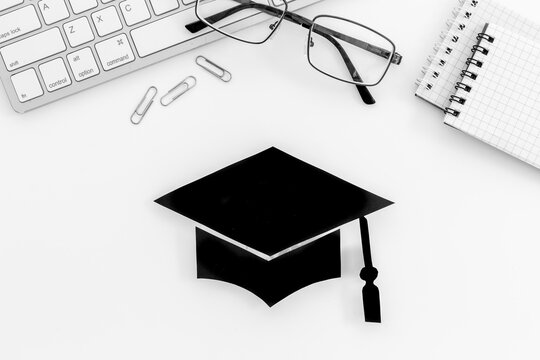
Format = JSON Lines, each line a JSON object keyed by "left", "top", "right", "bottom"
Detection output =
{"left": 360, "top": 266, "right": 381, "bottom": 323}
{"left": 359, "top": 217, "right": 381, "bottom": 323}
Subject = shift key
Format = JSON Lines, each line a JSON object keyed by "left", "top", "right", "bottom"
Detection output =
{"left": 1, "top": 28, "right": 66, "bottom": 71}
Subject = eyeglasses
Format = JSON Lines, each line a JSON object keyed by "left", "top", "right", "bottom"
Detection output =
{"left": 185, "top": 0, "right": 402, "bottom": 104}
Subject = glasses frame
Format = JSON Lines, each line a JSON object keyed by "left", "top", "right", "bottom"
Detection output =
{"left": 307, "top": 14, "right": 397, "bottom": 87}
{"left": 188, "top": 0, "right": 402, "bottom": 104}
{"left": 194, "top": 0, "right": 289, "bottom": 45}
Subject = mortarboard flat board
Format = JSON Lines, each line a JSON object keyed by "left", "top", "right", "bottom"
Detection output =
{"left": 155, "top": 147, "right": 393, "bottom": 322}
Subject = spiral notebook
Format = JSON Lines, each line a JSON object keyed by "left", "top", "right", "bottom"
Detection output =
{"left": 415, "top": 0, "right": 540, "bottom": 111}
{"left": 444, "top": 23, "right": 540, "bottom": 168}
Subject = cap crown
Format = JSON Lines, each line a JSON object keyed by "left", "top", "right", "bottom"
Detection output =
{"left": 155, "top": 147, "right": 392, "bottom": 257}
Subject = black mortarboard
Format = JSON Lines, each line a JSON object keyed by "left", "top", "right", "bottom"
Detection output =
{"left": 155, "top": 147, "right": 393, "bottom": 322}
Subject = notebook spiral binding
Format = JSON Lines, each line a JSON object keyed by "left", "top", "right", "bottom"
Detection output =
{"left": 415, "top": 0, "right": 469, "bottom": 90}
{"left": 444, "top": 30, "right": 496, "bottom": 117}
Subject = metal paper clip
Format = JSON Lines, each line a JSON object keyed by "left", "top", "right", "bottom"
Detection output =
{"left": 160, "top": 76, "right": 197, "bottom": 106}
{"left": 195, "top": 56, "right": 232, "bottom": 82}
{"left": 131, "top": 86, "right": 158, "bottom": 125}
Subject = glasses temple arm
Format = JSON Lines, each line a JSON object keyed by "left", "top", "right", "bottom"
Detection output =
{"left": 317, "top": 28, "right": 375, "bottom": 104}
{"left": 312, "top": 24, "right": 402, "bottom": 65}
{"left": 282, "top": 12, "right": 375, "bottom": 103}
{"left": 285, "top": 13, "right": 400, "bottom": 64}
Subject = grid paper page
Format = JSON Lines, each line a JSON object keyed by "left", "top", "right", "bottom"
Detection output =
{"left": 415, "top": 0, "right": 540, "bottom": 111}
{"left": 445, "top": 23, "right": 540, "bottom": 169}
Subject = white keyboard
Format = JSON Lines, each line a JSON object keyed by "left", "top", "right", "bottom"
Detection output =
{"left": 0, "top": 0, "right": 322, "bottom": 113}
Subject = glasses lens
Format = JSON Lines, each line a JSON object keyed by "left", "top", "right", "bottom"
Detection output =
{"left": 196, "top": 0, "right": 285, "bottom": 44}
{"left": 308, "top": 16, "right": 395, "bottom": 86}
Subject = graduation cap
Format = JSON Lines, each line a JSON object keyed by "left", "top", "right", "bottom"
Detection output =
{"left": 155, "top": 147, "right": 392, "bottom": 322}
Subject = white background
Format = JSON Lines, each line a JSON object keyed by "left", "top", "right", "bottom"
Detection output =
{"left": 1, "top": 0, "right": 540, "bottom": 359}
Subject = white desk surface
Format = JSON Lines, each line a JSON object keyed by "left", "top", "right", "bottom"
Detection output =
{"left": 1, "top": 0, "right": 540, "bottom": 359}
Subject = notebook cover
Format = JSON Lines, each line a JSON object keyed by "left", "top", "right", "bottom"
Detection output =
{"left": 415, "top": 0, "right": 540, "bottom": 111}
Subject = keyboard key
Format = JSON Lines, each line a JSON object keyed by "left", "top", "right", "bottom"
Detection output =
{"left": 11, "top": 69, "right": 43, "bottom": 102}
{"left": 0, "top": 28, "right": 66, "bottom": 71}
{"left": 0, "top": 6, "right": 42, "bottom": 45}
{"left": 92, "top": 6, "right": 122, "bottom": 37}
{"left": 0, "top": 0, "right": 24, "bottom": 12}
{"left": 39, "top": 58, "right": 72, "bottom": 92}
{"left": 120, "top": 0, "right": 151, "bottom": 26}
{"left": 95, "top": 34, "right": 135, "bottom": 71}
{"left": 68, "top": 0, "right": 98, "bottom": 14}
{"left": 38, "top": 0, "right": 70, "bottom": 25}
{"left": 131, "top": 10, "right": 204, "bottom": 57}
{"left": 64, "top": 17, "right": 95, "bottom": 47}
{"left": 149, "top": 0, "right": 179, "bottom": 16}
{"left": 67, "top": 47, "right": 100, "bottom": 81}
{"left": 181, "top": 0, "right": 195, "bottom": 5}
